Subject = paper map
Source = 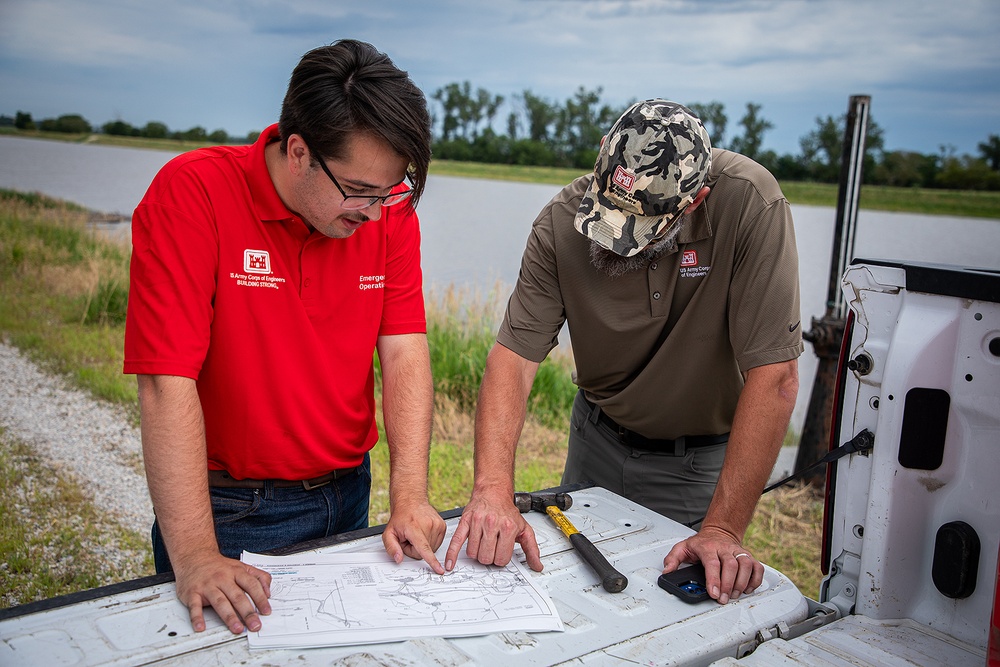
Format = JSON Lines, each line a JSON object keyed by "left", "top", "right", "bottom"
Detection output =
{"left": 241, "top": 550, "right": 564, "bottom": 649}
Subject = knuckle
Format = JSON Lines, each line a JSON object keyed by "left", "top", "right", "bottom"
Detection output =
{"left": 481, "top": 514, "right": 500, "bottom": 531}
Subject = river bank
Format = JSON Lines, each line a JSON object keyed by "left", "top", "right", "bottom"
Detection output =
{"left": 4, "top": 132, "right": 1000, "bottom": 219}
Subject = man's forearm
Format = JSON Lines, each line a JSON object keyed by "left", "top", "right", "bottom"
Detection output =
{"left": 137, "top": 374, "right": 218, "bottom": 563}
{"left": 378, "top": 334, "right": 434, "bottom": 508}
{"left": 442, "top": 343, "right": 544, "bottom": 573}
{"left": 377, "top": 333, "right": 448, "bottom": 571}
{"left": 472, "top": 344, "right": 539, "bottom": 496}
{"left": 701, "top": 359, "right": 799, "bottom": 540}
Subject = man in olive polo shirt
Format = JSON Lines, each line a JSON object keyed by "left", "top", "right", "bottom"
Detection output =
{"left": 445, "top": 99, "right": 802, "bottom": 605}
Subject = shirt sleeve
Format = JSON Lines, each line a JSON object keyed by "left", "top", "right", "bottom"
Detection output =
{"left": 496, "top": 196, "right": 568, "bottom": 363}
{"left": 728, "top": 195, "right": 804, "bottom": 373}
{"left": 123, "top": 165, "right": 220, "bottom": 378}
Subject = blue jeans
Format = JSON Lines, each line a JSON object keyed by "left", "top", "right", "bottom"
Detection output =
{"left": 152, "top": 454, "right": 371, "bottom": 573}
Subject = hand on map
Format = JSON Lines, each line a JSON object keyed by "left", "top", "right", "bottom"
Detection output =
{"left": 383, "top": 500, "right": 448, "bottom": 574}
{"left": 444, "top": 489, "right": 543, "bottom": 572}
{"left": 661, "top": 526, "right": 764, "bottom": 605}
{"left": 173, "top": 550, "right": 272, "bottom": 634}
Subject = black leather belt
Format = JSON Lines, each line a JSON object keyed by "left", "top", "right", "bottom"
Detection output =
{"left": 587, "top": 398, "right": 729, "bottom": 456}
{"left": 208, "top": 468, "right": 357, "bottom": 491}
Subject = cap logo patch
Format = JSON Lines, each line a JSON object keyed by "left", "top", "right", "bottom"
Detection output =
{"left": 681, "top": 250, "right": 698, "bottom": 267}
{"left": 612, "top": 165, "right": 636, "bottom": 192}
{"left": 244, "top": 249, "right": 271, "bottom": 275}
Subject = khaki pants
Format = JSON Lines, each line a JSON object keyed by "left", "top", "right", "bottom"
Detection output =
{"left": 561, "top": 391, "right": 726, "bottom": 526}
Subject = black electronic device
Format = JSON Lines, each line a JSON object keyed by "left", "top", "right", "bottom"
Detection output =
{"left": 657, "top": 564, "right": 710, "bottom": 603}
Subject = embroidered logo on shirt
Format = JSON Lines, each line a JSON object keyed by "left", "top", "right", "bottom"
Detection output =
{"left": 231, "top": 249, "right": 286, "bottom": 290}
{"left": 612, "top": 165, "right": 636, "bottom": 192}
{"left": 244, "top": 249, "right": 271, "bottom": 275}
{"left": 679, "top": 249, "right": 711, "bottom": 279}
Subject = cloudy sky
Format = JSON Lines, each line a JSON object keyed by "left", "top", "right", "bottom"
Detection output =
{"left": 2, "top": 0, "right": 997, "bottom": 157}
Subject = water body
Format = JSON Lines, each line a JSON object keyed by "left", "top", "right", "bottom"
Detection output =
{"left": 3, "top": 135, "right": 999, "bottom": 430}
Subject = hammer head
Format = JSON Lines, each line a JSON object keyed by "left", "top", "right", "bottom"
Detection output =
{"left": 514, "top": 491, "right": 573, "bottom": 514}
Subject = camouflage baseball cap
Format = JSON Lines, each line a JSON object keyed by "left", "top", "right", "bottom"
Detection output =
{"left": 575, "top": 99, "right": 712, "bottom": 257}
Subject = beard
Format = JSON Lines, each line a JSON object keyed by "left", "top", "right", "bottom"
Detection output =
{"left": 589, "top": 217, "right": 686, "bottom": 278}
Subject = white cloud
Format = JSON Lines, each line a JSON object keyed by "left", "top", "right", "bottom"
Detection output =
{"left": 0, "top": 1, "right": 190, "bottom": 67}
{"left": 1, "top": 0, "right": 997, "bottom": 154}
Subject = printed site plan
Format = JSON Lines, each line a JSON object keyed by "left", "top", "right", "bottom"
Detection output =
{"left": 241, "top": 550, "right": 564, "bottom": 649}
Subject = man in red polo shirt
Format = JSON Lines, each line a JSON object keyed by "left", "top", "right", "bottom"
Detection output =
{"left": 124, "top": 40, "right": 445, "bottom": 635}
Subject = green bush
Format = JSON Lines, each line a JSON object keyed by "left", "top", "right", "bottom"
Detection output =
{"left": 423, "top": 287, "right": 576, "bottom": 430}
{"left": 82, "top": 277, "right": 129, "bottom": 325}
{"left": 38, "top": 114, "right": 92, "bottom": 134}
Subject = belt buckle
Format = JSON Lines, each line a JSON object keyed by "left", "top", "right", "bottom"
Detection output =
{"left": 301, "top": 475, "right": 331, "bottom": 491}
{"left": 672, "top": 436, "right": 686, "bottom": 457}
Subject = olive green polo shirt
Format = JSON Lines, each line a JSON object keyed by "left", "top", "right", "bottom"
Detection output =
{"left": 497, "top": 149, "right": 803, "bottom": 439}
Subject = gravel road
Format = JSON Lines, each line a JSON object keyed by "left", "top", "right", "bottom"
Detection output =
{"left": 0, "top": 341, "right": 153, "bottom": 536}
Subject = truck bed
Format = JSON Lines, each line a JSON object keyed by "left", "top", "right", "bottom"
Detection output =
{"left": 714, "top": 614, "right": 985, "bottom": 666}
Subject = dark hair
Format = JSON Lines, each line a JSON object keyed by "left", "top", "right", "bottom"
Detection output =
{"left": 278, "top": 40, "right": 432, "bottom": 205}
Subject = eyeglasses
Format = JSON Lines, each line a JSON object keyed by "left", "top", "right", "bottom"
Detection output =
{"left": 311, "top": 146, "right": 413, "bottom": 210}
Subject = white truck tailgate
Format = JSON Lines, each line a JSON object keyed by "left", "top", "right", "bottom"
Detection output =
{"left": 0, "top": 487, "right": 809, "bottom": 666}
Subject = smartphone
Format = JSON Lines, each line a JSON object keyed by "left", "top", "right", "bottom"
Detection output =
{"left": 657, "top": 564, "right": 710, "bottom": 603}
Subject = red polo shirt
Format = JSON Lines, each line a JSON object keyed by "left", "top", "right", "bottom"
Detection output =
{"left": 124, "top": 125, "right": 426, "bottom": 479}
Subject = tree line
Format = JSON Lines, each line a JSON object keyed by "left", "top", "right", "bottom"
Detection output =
{"left": 8, "top": 85, "right": 1000, "bottom": 191}
{"left": 430, "top": 83, "right": 1000, "bottom": 191}
{"left": 8, "top": 111, "right": 257, "bottom": 146}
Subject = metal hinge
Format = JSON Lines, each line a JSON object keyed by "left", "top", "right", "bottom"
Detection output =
{"left": 735, "top": 599, "right": 841, "bottom": 658}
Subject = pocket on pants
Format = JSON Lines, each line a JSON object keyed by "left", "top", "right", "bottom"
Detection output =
{"left": 685, "top": 444, "right": 727, "bottom": 478}
{"left": 210, "top": 487, "right": 262, "bottom": 525}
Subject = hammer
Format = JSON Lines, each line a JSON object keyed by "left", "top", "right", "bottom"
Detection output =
{"left": 514, "top": 491, "right": 628, "bottom": 593}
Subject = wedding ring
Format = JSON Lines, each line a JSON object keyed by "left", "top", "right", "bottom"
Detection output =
{"left": 735, "top": 553, "right": 751, "bottom": 560}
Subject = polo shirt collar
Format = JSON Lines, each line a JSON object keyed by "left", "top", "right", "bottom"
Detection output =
{"left": 674, "top": 199, "right": 713, "bottom": 246}
{"left": 245, "top": 123, "right": 294, "bottom": 223}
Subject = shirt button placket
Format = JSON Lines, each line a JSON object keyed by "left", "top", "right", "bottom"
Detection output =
{"left": 649, "top": 261, "right": 668, "bottom": 316}
{"left": 301, "top": 240, "right": 316, "bottom": 298}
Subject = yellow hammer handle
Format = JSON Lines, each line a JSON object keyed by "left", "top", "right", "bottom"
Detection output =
{"left": 546, "top": 505, "right": 579, "bottom": 537}
{"left": 544, "top": 504, "right": 628, "bottom": 593}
